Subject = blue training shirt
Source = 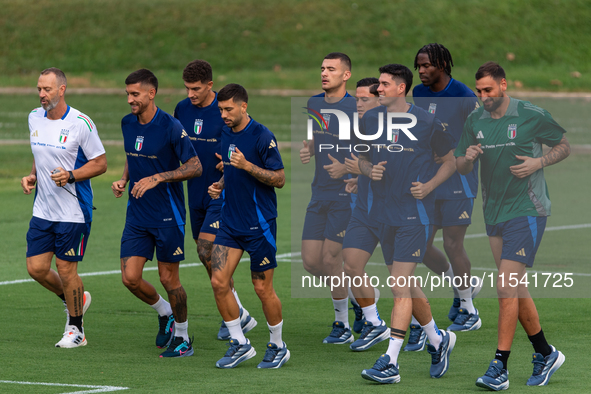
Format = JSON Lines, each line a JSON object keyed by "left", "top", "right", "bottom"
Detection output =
{"left": 307, "top": 93, "right": 357, "bottom": 202}
{"left": 362, "top": 104, "right": 454, "bottom": 226}
{"left": 220, "top": 118, "right": 284, "bottom": 235}
{"left": 122, "top": 108, "right": 197, "bottom": 228}
{"left": 413, "top": 78, "right": 480, "bottom": 200}
{"left": 174, "top": 93, "right": 224, "bottom": 210}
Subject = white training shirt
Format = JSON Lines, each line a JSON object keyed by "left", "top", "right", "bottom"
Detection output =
{"left": 28, "top": 106, "right": 105, "bottom": 223}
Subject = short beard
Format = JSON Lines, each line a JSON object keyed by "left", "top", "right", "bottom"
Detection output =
{"left": 42, "top": 95, "right": 60, "bottom": 111}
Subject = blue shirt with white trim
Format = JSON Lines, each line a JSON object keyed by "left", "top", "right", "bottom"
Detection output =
{"left": 122, "top": 108, "right": 197, "bottom": 228}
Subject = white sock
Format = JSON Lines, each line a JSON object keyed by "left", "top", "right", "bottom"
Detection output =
{"left": 268, "top": 320, "right": 284, "bottom": 348}
{"left": 232, "top": 288, "right": 244, "bottom": 310}
{"left": 333, "top": 298, "right": 349, "bottom": 328}
{"left": 348, "top": 287, "right": 359, "bottom": 306}
{"left": 421, "top": 318, "right": 442, "bottom": 349}
{"left": 411, "top": 315, "right": 420, "bottom": 326}
{"left": 458, "top": 288, "right": 476, "bottom": 314}
{"left": 174, "top": 320, "right": 189, "bottom": 341}
{"left": 443, "top": 264, "right": 459, "bottom": 297}
{"left": 225, "top": 317, "right": 247, "bottom": 344}
{"left": 386, "top": 337, "right": 404, "bottom": 366}
{"left": 361, "top": 304, "right": 381, "bottom": 326}
{"left": 150, "top": 295, "right": 173, "bottom": 317}
{"left": 374, "top": 287, "right": 380, "bottom": 303}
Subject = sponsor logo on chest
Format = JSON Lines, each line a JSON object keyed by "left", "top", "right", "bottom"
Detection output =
{"left": 135, "top": 136, "right": 144, "bottom": 151}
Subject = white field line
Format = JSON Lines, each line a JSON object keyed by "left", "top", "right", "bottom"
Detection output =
{"left": 0, "top": 380, "right": 128, "bottom": 394}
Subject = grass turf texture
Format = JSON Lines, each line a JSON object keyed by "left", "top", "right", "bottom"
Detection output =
{"left": 1, "top": 0, "right": 591, "bottom": 91}
{"left": 1, "top": 94, "right": 591, "bottom": 391}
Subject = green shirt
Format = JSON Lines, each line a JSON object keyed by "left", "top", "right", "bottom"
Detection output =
{"left": 455, "top": 98, "right": 566, "bottom": 225}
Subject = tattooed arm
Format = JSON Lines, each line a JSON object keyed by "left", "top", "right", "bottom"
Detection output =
{"left": 130, "top": 156, "right": 202, "bottom": 199}
{"left": 357, "top": 152, "right": 373, "bottom": 178}
{"left": 509, "top": 136, "right": 570, "bottom": 179}
{"left": 229, "top": 147, "right": 285, "bottom": 188}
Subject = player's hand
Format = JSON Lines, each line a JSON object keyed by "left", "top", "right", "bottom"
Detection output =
{"left": 21, "top": 174, "right": 37, "bottom": 194}
{"left": 230, "top": 147, "right": 249, "bottom": 170}
{"left": 510, "top": 155, "right": 542, "bottom": 178}
{"left": 370, "top": 161, "right": 387, "bottom": 181}
{"left": 465, "top": 143, "right": 483, "bottom": 163}
{"left": 130, "top": 175, "right": 160, "bottom": 199}
{"left": 410, "top": 181, "right": 433, "bottom": 200}
{"left": 50, "top": 167, "right": 68, "bottom": 187}
{"left": 300, "top": 140, "right": 311, "bottom": 164}
{"left": 323, "top": 154, "right": 347, "bottom": 179}
{"left": 215, "top": 152, "right": 224, "bottom": 172}
{"left": 344, "top": 152, "right": 362, "bottom": 175}
{"left": 111, "top": 179, "right": 127, "bottom": 198}
{"left": 433, "top": 152, "right": 443, "bottom": 165}
{"left": 344, "top": 177, "right": 358, "bottom": 194}
{"left": 208, "top": 181, "right": 223, "bottom": 199}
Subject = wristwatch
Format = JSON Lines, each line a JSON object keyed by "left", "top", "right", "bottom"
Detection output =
{"left": 67, "top": 171, "right": 76, "bottom": 184}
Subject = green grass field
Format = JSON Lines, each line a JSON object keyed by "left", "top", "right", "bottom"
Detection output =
{"left": 1, "top": 91, "right": 591, "bottom": 392}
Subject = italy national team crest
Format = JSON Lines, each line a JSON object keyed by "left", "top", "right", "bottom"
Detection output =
{"left": 391, "top": 129, "right": 400, "bottom": 143}
{"left": 194, "top": 119, "right": 203, "bottom": 135}
{"left": 135, "top": 136, "right": 144, "bottom": 151}
{"left": 59, "top": 129, "right": 69, "bottom": 144}
{"left": 507, "top": 124, "right": 517, "bottom": 139}
{"left": 428, "top": 103, "right": 437, "bottom": 114}
{"left": 228, "top": 143, "right": 236, "bottom": 160}
{"left": 322, "top": 114, "right": 331, "bottom": 129}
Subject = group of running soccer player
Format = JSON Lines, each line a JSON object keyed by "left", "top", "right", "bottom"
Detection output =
{"left": 22, "top": 42, "right": 569, "bottom": 388}
{"left": 298, "top": 44, "right": 569, "bottom": 390}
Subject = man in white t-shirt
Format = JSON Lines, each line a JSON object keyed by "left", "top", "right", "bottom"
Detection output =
{"left": 21, "top": 68, "right": 107, "bottom": 348}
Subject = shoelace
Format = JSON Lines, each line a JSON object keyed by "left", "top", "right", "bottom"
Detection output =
{"left": 158, "top": 315, "right": 173, "bottom": 334}
{"left": 359, "top": 323, "right": 375, "bottom": 339}
{"left": 454, "top": 312, "right": 471, "bottom": 325}
{"left": 484, "top": 363, "right": 504, "bottom": 378}
{"left": 372, "top": 356, "right": 391, "bottom": 371}
{"left": 262, "top": 346, "right": 279, "bottom": 362}
{"left": 224, "top": 340, "right": 243, "bottom": 356}
{"left": 350, "top": 305, "right": 363, "bottom": 321}
{"left": 531, "top": 357, "right": 546, "bottom": 375}
{"left": 407, "top": 326, "right": 422, "bottom": 343}
{"left": 329, "top": 325, "right": 346, "bottom": 337}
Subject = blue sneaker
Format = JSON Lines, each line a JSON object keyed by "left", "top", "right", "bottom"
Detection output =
{"left": 257, "top": 342, "right": 290, "bottom": 369}
{"left": 156, "top": 314, "right": 175, "bottom": 348}
{"left": 427, "top": 330, "right": 456, "bottom": 378}
{"left": 323, "top": 321, "right": 354, "bottom": 344}
{"left": 217, "top": 309, "right": 258, "bottom": 340}
{"left": 159, "top": 336, "right": 194, "bottom": 358}
{"left": 448, "top": 298, "right": 461, "bottom": 322}
{"left": 526, "top": 345, "right": 565, "bottom": 386}
{"left": 350, "top": 320, "right": 390, "bottom": 351}
{"left": 447, "top": 308, "right": 482, "bottom": 331}
{"left": 351, "top": 301, "right": 366, "bottom": 334}
{"left": 361, "top": 354, "right": 400, "bottom": 384}
{"left": 216, "top": 338, "right": 257, "bottom": 368}
{"left": 476, "top": 359, "right": 509, "bottom": 391}
{"left": 404, "top": 324, "right": 427, "bottom": 352}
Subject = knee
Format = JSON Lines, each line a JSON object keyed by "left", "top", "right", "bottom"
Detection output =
{"left": 253, "top": 280, "right": 273, "bottom": 300}
{"left": 210, "top": 274, "right": 230, "bottom": 295}
{"left": 343, "top": 259, "right": 362, "bottom": 278}
{"left": 27, "top": 262, "right": 49, "bottom": 280}
{"left": 55, "top": 260, "right": 77, "bottom": 283}
{"left": 198, "top": 244, "right": 212, "bottom": 265}
{"left": 121, "top": 273, "right": 140, "bottom": 291}
{"left": 496, "top": 279, "right": 518, "bottom": 298}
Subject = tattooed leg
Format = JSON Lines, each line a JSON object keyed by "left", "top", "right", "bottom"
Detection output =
{"left": 210, "top": 245, "right": 243, "bottom": 321}
{"left": 56, "top": 258, "right": 84, "bottom": 316}
{"left": 197, "top": 237, "right": 214, "bottom": 278}
{"left": 167, "top": 286, "right": 188, "bottom": 323}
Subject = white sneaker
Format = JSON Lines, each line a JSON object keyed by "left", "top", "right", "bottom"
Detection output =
{"left": 55, "top": 325, "right": 87, "bottom": 348}
{"left": 64, "top": 291, "right": 92, "bottom": 328}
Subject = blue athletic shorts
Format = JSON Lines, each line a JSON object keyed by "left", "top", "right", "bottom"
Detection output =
{"left": 26, "top": 217, "right": 91, "bottom": 262}
{"left": 433, "top": 198, "right": 474, "bottom": 227}
{"left": 302, "top": 200, "right": 352, "bottom": 244}
{"left": 342, "top": 214, "right": 380, "bottom": 254}
{"left": 379, "top": 223, "right": 431, "bottom": 265}
{"left": 120, "top": 222, "right": 185, "bottom": 263}
{"left": 189, "top": 203, "right": 222, "bottom": 239}
{"left": 486, "top": 216, "right": 546, "bottom": 267}
{"left": 215, "top": 220, "right": 278, "bottom": 272}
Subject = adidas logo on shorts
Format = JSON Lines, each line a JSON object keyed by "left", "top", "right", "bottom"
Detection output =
{"left": 459, "top": 211, "right": 470, "bottom": 219}
{"left": 516, "top": 248, "right": 526, "bottom": 257}
{"left": 260, "top": 257, "right": 271, "bottom": 266}
{"left": 65, "top": 249, "right": 76, "bottom": 256}
{"left": 337, "top": 231, "right": 346, "bottom": 238}
{"left": 210, "top": 221, "right": 220, "bottom": 229}
{"left": 173, "top": 247, "right": 183, "bottom": 256}
{"left": 412, "top": 249, "right": 421, "bottom": 257}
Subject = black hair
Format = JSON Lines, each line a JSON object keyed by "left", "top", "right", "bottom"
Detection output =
{"left": 217, "top": 83, "right": 248, "bottom": 103}
{"left": 414, "top": 43, "right": 454, "bottom": 76}
{"left": 475, "top": 61, "right": 506, "bottom": 82}
{"left": 356, "top": 77, "right": 379, "bottom": 88}
{"left": 41, "top": 67, "right": 67, "bottom": 89}
{"left": 183, "top": 60, "right": 213, "bottom": 83}
{"left": 378, "top": 64, "right": 413, "bottom": 95}
{"left": 125, "top": 69, "right": 158, "bottom": 92}
{"left": 324, "top": 52, "right": 352, "bottom": 71}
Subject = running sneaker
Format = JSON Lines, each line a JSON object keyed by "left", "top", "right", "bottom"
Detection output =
{"left": 526, "top": 345, "right": 565, "bottom": 386}
{"left": 447, "top": 308, "right": 482, "bottom": 331}
{"left": 351, "top": 301, "right": 366, "bottom": 334}
{"left": 404, "top": 324, "right": 427, "bottom": 352}
{"left": 350, "top": 320, "right": 390, "bottom": 351}
{"left": 156, "top": 314, "right": 175, "bottom": 348}
{"left": 55, "top": 325, "right": 87, "bottom": 348}
{"left": 217, "top": 308, "right": 258, "bottom": 340}
{"left": 361, "top": 354, "right": 400, "bottom": 384}
{"left": 257, "top": 342, "right": 290, "bottom": 369}
{"left": 427, "top": 330, "right": 456, "bottom": 378}
{"left": 159, "top": 336, "right": 194, "bottom": 358}
{"left": 323, "top": 321, "right": 353, "bottom": 344}
{"left": 476, "top": 359, "right": 509, "bottom": 391}
{"left": 216, "top": 338, "right": 257, "bottom": 369}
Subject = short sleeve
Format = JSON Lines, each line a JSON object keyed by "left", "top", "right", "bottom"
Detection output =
{"left": 431, "top": 117, "right": 454, "bottom": 157}
{"left": 534, "top": 110, "right": 566, "bottom": 147}
{"left": 455, "top": 115, "right": 478, "bottom": 157}
{"left": 77, "top": 113, "right": 106, "bottom": 160}
{"left": 170, "top": 119, "right": 197, "bottom": 164}
{"left": 258, "top": 129, "right": 284, "bottom": 171}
